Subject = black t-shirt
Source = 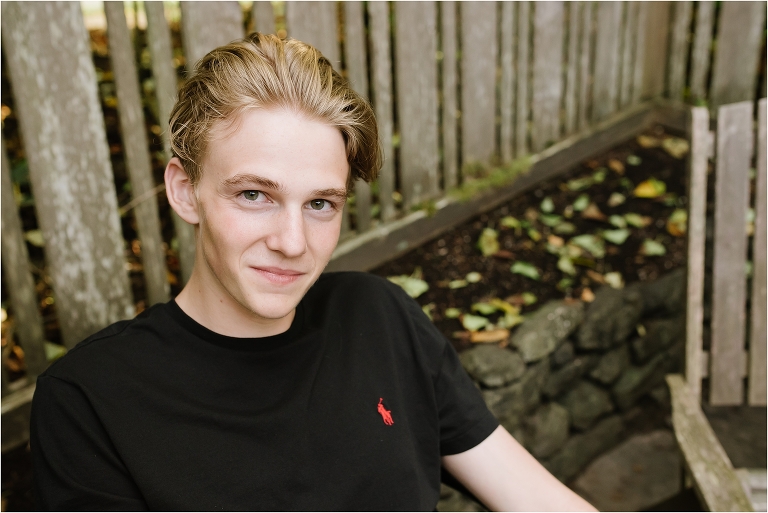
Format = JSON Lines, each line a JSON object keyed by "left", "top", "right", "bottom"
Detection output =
{"left": 31, "top": 272, "right": 498, "bottom": 511}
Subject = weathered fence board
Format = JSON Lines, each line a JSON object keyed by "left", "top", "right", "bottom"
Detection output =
{"left": 251, "top": 1, "right": 275, "bottom": 35}
{"left": 395, "top": 1, "right": 439, "bottom": 208}
{"left": 631, "top": 2, "right": 648, "bottom": 105}
{"left": 710, "top": 101, "right": 753, "bottom": 405}
{"left": 515, "top": 1, "right": 531, "bottom": 156}
{"left": 180, "top": 2, "right": 243, "bottom": 69}
{"left": 343, "top": 1, "right": 372, "bottom": 232}
{"left": 461, "top": 2, "right": 498, "bottom": 164}
{"left": 642, "top": 2, "right": 670, "bottom": 99}
{"left": 441, "top": 2, "right": 459, "bottom": 188}
{"left": 145, "top": 1, "right": 196, "bottom": 285}
{"left": 749, "top": 98, "right": 767, "bottom": 406}
{"left": 685, "top": 106, "right": 710, "bottom": 399}
{"left": 619, "top": 2, "right": 637, "bottom": 108}
{"left": 710, "top": 2, "right": 767, "bottom": 109}
{"left": 689, "top": 1, "right": 715, "bottom": 102}
{"left": 0, "top": 140, "right": 47, "bottom": 379}
{"left": 105, "top": 2, "right": 169, "bottom": 306}
{"left": 1, "top": 2, "right": 134, "bottom": 348}
{"left": 564, "top": 2, "right": 579, "bottom": 134}
{"left": 577, "top": 1, "right": 593, "bottom": 129}
{"left": 368, "top": 1, "right": 396, "bottom": 223}
{"left": 285, "top": 2, "right": 339, "bottom": 66}
{"left": 500, "top": 2, "right": 516, "bottom": 162}
{"left": 667, "top": 1, "right": 693, "bottom": 101}
{"left": 531, "top": 2, "right": 564, "bottom": 152}
{"left": 592, "top": 2, "right": 622, "bottom": 121}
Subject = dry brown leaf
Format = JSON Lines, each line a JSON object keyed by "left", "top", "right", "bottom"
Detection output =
{"left": 581, "top": 202, "right": 607, "bottom": 221}
{"left": 586, "top": 160, "right": 600, "bottom": 169}
{"left": 586, "top": 270, "right": 606, "bottom": 284}
{"left": 493, "top": 250, "right": 515, "bottom": 260}
{"left": 470, "top": 329, "right": 510, "bottom": 344}
{"left": 581, "top": 287, "right": 596, "bottom": 302}
{"left": 637, "top": 135, "right": 661, "bottom": 148}
{"left": 547, "top": 234, "right": 565, "bottom": 248}
{"left": 608, "top": 159, "right": 625, "bottom": 175}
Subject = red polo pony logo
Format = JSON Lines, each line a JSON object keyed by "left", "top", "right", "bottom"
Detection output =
{"left": 377, "top": 398, "right": 394, "bottom": 425}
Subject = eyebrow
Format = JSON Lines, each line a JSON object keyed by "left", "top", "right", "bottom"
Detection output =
{"left": 220, "top": 173, "right": 348, "bottom": 199}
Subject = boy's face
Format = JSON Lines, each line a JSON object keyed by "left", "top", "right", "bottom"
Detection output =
{"left": 192, "top": 107, "right": 349, "bottom": 326}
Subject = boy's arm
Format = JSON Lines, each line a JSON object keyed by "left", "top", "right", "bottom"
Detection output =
{"left": 442, "top": 425, "right": 598, "bottom": 512}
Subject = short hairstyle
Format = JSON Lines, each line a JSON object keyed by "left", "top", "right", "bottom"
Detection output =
{"left": 169, "top": 32, "right": 381, "bottom": 190}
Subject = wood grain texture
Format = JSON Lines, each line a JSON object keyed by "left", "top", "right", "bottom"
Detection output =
{"left": 0, "top": 139, "right": 47, "bottom": 379}
{"left": 461, "top": 2, "right": 498, "bottom": 164}
{"left": 180, "top": 1, "right": 243, "bottom": 69}
{"left": 395, "top": 1, "right": 439, "bottom": 209}
{"left": 500, "top": 2, "right": 516, "bottom": 161}
{"left": 710, "top": 2, "right": 766, "bottom": 108}
{"left": 592, "top": 2, "right": 622, "bottom": 122}
{"left": 631, "top": 2, "right": 648, "bottom": 105}
{"left": 749, "top": 98, "right": 767, "bottom": 406}
{"left": 441, "top": 2, "right": 459, "bottom": 189}
{"left": 666, "top": 375, "right": 754, "bottom": 512}
{"left": 711, "top": 101, "right": 753, "bottom": 405}
{"left": 641, "top": 2, "right": 670, "bottom": 99}
{"left": 145, "top": 1, "right": 196, "bottom": 284}
{"left": 689, "top": 1, "right": 714, "bottom": 102}
{"left": 619, "top": 2, "right": 637, "bottom": 108}
{"left": 531, "top": 2, "right": 564, "bottom": 152}
{"left": 368, "top": 1, "right": 396, "bottom": 223}
{"left": 515, "top": 1, "right": 531, "bottom": 156}
{"left": 1, "top": 2, "right": 134, "bottom": 347}
{"left": 564, "top": 2, "right": 579, "bottom": 134}
{"left": 666, "top": 1, "right": 693, "bottom": 102}
{"left": 251, "top": 1, "right": 276, "bottom": 35}
{"left": 685, "top": 106, "right": 710, "bottom": 398}
{"left": 105, "top": 2, "right": 169, "bottom": 306}
{"left": 285, "top": 2, "right": 340, "bottom": 66}
{"left": 577, "top": 1, "right": 593, "bottom": 129}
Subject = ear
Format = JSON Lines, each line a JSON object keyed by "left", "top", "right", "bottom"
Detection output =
{"left": 165, "top": 157, "right": 200, "bottom": 225}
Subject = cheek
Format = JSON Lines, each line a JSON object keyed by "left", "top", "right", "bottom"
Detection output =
{"left": 308, "top": 218, "right": 342, "bottom": 255}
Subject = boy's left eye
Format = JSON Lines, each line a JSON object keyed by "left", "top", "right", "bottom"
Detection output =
{"left": 309, "top": 199, "right": 328, "bottom": 211}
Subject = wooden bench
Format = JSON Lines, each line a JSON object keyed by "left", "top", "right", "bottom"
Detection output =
{"left": 667, "top": 99, "right": 767, "bottom": 511}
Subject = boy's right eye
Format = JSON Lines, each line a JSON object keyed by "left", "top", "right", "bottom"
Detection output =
{"left": 242, "top": 190, "right": 261, "bottom": 201}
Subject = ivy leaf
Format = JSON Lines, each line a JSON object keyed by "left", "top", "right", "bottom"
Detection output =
{"left": 581, "top": 202, "right": 607, "bottom": 221}
{"left": 387, "top": 273, "right": 429, "bottom": 298}
{"left": 626, "top": 154, "right": 642, "bottom": 166}
{"left": 640, "top": 239, "right": 667, "bottom": 256}
{"left": 637, "top": 135, "right": 661, "bottom": 148}
{"left": 528, "top": 229, "right": 542, "bottom": 242}
{"left": 558, "top": 255, "right": 577, "bottom": 275}
{"left": 539, "top": 213, "right": 562, "bottom": 227}
{"left": 607, "top": 159, "right": 625, "bottom": 175}
{"left": 634, "top": 178, "right": 667, "bottom": 198}
{"left": 465, "top": 271, "right": 483, "bottom": 283}
{"left": 624, "top": 213, "right": 652, "bottom": 228}
{"left": 602, "top": 229, "right": 631, "bottom": 245}
{"left": 471, "top": 302, "right": 498, "bottom": 315}
{"left": 607, "top": 193, "right": 626, "bottom": 207}
{"left": 477, "top": 227, "right": 500, "bottom": 256}
{"left": 461, "top": 314, "right": 490, "bottom": 332}
{"left": 489, "top": 298, "right": 520, "bottom": 315}
{"left": 604, "top": 272, "right": 624, "bottom": 289}
{"left": 45, "top": 342, "right": 67, "bottom": 362}
{"left": 496, "top": 312, "right": 524, "bottom": 330}
{"left": 511, "top": 261, "right": 541, "bottom": 280}
{"left": 422, "top": 303, "right": 435, "bottom": 320}
{"left": 666, "top": 209, "right": 687, "bottom": 237}
{"left": 609, "top": 215, "right": 628, "bottom": 229}
{"left": 540, "top": 196, "right": 555, "bottom": 213}
{"left": 24, "top": 229, "right": 45, "bottom": 247}
{"left": 554, "top": 222, "right": 576, "bottom": 235}
{"left": 445, "top": 307, "right": 462, "bottom": 319}
{"left": 570, "top": 234, "right": 606, "bottom": 259}
{"left": 500, "top": 216, "right": 521, "bottom": 230}
{"left": 662, "top": 137, "right": 689, "bottom": 159}
{"left": 572, "top": 194, "right": 590, "bottom": 212}
{"left": 567, "top": 177, "right": 594, "bottom": 191}
{"left": 592, "top": 168, "right": 607, "bottom": 183}
{"left": 448, "top": 279, "right": 468, "bottom": 289}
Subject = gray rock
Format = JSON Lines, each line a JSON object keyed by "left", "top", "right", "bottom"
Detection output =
{"left": 631, "top": 315, "right": 685, "bottom": 364}
{"left": 543, "top": 354, "right": 600, "bottom": 398}
{"left": 459, "top": 345, "right": 527, "bottom": 388}
{"left": 511, "top": 301, "right": 584, "bottom": 362}
{"left": 636, "top": 268, "right": 686, "bottom": 316}
{"left": 482, "top": 359, "right": 550, "bottom": 424}
{"left": 649, "top": 384, "right": 671, "bottom": 410}
{"left": 542, "top": 415, "right": 625, "bottom": 482}
{"left": 551, "top": 341, "right": 575, "bottom": 368}
{"left": 577, "top": 286, "right": 643, "bottom": 350}
{"left": 525, "top": 402, "right": 570, "bottom": 458}
{"left": 590, "top": 345, "right": 631, "bottom": 385}
{"left": 560, "top": 380, "right": 614, "bottom": 430}
{"left": 612, "top": 341, "right": 683, "bottom": 410}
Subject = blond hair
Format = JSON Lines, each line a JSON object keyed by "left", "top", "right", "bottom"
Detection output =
{"left": 169, "top": 32, "right": 381, "bottom": 189}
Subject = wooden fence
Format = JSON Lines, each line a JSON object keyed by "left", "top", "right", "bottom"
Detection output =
{"left": 1, "top": 1, "right": 766, "bottom": 449}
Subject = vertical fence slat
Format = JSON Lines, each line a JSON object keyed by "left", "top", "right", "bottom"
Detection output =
{"left": 344, "top": 1, "right": 372, "bottom": 233}
{"left": 710, "top": 101, "right": 753, "bottom": 406}
{"left": 592, "top": 2, "right": 622, "bottom": 122}
{"left": 500, "top": 2, "right": 516, "bottom": 161}
{"left": 251, "top": 1, "right": 276, "bottom": 34}
{"left": 105, "top": 2, "right": 169, "bottom": 306}
{"left": 689, "top": 1, "right": 714, "bottom": 103}
{"left": 145, "top": 1, "right": 196, "bottom": 285}
{"left": 1, "top": 2, "right": 134, "bottom": 348}
{"left": 685, "top": 106, "right": 709, "bottom": 400}
{"left": 618, "top": 2, "right": 636, "bottom": 108}
{"left": 461, "top": 2, "right": 498, "bottom": 164}
{"left": 564, "top": 2, "right": 579, "bottom": 135}
{"left": 577, "top": 1, "right": 593, "bottom": 129}
{"left": 710, "top": 2, "right": 767, "bottom": 109}
{"left": 285, "top": 2, "right": 340, "bottom": 66}
{"left": 641, "top": 2, "right": 671, "bottom": 99}
{"left": 180, "top": 1, "right": 244, "bottom": 69}
{"left": 395, "top": 1, "right": 439, "bottom": 209}
{"left": 667, "top": 1, "right": 693, "bottom": 101}
{"left": 631, "top": 1, "right": 648, "bottom": 106}
{"left": 515, "top": 1, "right": 531, "bottom": 157}
{"left": 531, "top": 2, "right": 564, "bottom": 152}
{"left": 749, "top": 98, "right": 767, "bottom": 406}
{"left": 0, "top": 139, "right": 47, "bottom": 379}
{"left": 441, "top": 2, "right": 459, "bottom": 188}
{"left": 368, "top": 2, "right": 396, "bottom": 223}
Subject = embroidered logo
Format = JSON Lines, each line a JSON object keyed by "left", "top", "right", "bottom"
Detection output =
{"left": 377, "top": 398, "right": 394, "bottom": 426}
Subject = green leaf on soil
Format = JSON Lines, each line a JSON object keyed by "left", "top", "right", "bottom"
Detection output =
{"left": 497, "top": 311, "right": 525, "bottom": 330}
{"left": 620, "top": 177, "right": 634, "bottom": 191}
{"left": 553, "top": 222, "right": 576, "bottom": 235}
{"left": 604, "top": 272, "right": 624, "bottom": 289}
{"left": 661, "top": 137, "right": 689, "bottom": 159}
{"left": 500, "top": 216, "right": 521, "bottom": 230}
{"left": 448, "top": 279, "right": 468, "bottom": 289}
{"left": 634, "top": 177, "right": 667, "bottom": 198}
{"left": 592, "top": 168, "right": 607, "bottom": 183}
{"left": 557, "top": 278, "right": 574, "bottom": 291}
{"left": 472, "top": 302, "right": 498, "bottom": 315}
{"left": 461, "top": 314, "right": 490, "bottom": 332}
{"left": 489, "top": 298, "right": 520, "bottom": 314}
{"left": 477, "top": 227, "right": 500, "bottom": 256}
{"left": 602, "top": 229, "right": 631, "bottom": 245}
{"left": 666, "top": 209, "right": 687, "bottom": 237}
{"left": 609, "top": 215, "right": 628, "bottom": 229}
{"left": 558, "top": 255, "right": 577, "bottom": 275}
{"left": 25, "top": 229, "right": 45, "bottom": 247}
{"left": 422, "top": 303, "right": 435, "bottom": 320}
{"left": 465, "top": 271, "right": 483, "bottom": 283}
{"left": 528, "top": 228, "right": 542, "bottom": 242}
{"left": 640, "top": 239, "right": 666, "bottom": 256}
{"left": 626, "top": 154, "right": 642, "bottom": 166}
{"left": 607, "top": 193, "right": 626, "bottom": 207}
{"left": 539, "top": 213, "right": 562, "bottom": 227}
{"left": 572, "top": 194, "right": 590, "bottom": 212}
{"left": 45, "top": 342, "right": 67, "bottom": 361}
{"left": 521, "top": 292, "right": 537, "bottom": 306}
{"left": 567, "top": 177, "right": 594, "bottom": 191}
{"left": 445, "top": 307, "right": 462, "bottom": 319}
{"left": 540, "top": 196, "right": 555, "bottom": 213}
{"left": 387, "top": 272, "right": 429, "bottom": 298}
{"left": 511, "top": 261, "right": 541, "bottom": 280}
{"left": 624, "top": 213, "right": 652, "bottom": 228}
{"left": 546, "top": 242, "right": 564, "bottom": 256}
{"left": 569, "top": 234, "right": 606, "bottom": 259}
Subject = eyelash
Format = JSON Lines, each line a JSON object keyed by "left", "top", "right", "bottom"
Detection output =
{"left": 239, "top": 190, "right": 338, "bottom": 212}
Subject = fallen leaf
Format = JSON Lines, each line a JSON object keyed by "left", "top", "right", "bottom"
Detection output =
{"left": 604, "top": 272, "right": 624, "bottom": 289}
{"left": 624, "top": 213, "right": 653, "bottom": 228}
{"left": 45, "top": 342, "right": 67, "bottom": 361}
{"left": 570, "top": 234, "right": 606, "bottom": 258}
{"left": 471, "top": 302, "right": 497, "bottom": 315}
{"left": 662, "top": 137, "right": 689, "bottom": 159}
{"left": 465, "top": 271, "right": 483, "bottom": 283}
{"left": 607, "top": 193, "right": 626, "bottom": 207}
{"left": 586, "top": 270, "right": 605, "bottom": 283}
{"left": 592, "top": 169, "right": 607, "bottom": 183}
{"left": 511, "top": 261, "right": 541, "bottom": 280}
{"left": 609, "top": 215, "right": 628, "bottom": 229}
{"left": 471, "top": 329, "right": 510, "bottom": 343}
{"left": 547, "top": 234, "right": 565, "bottom": 248}
{"left": 521, "top": 292, "right": 537, "bottom": 305}
{"left": 444, "top": 307, "right": 462, "bottom": 319}
{"left": 492, "top": 250, "right": 515, "bottom": 260}
{"left": 640, "top": 239, "right": 666, "bottom": 256}
{"left": 563, "top": 205, "right": 574, "bottom": 219}
{"left": 554, "top": 222, "right": 576, "bottom": 235}
{"left": 637, "top": 135, "right": 661, "bottom": 148}
{"left": 500, "top": 216, "right": 521, "bottom": 230}
{"left": 602, "top": 229, "right": 631, "bottom": 245}
{"left": 619, "top": 177, "right": 634, "bottom": 191}
{"left": 387, "top": 274, "right": 429, "bottom": 298}
{"left": 557, "top": 278, "right": 574, "bottom": 291}
{"left": 448, "top": 279, "right": 468, "bottom": 289}
{"left": 422, "top": 303, "right": 435, "bottom": 320}
{"left": 505, "top": 293, "right": 537, "bottom": 307}
{"left": 461, "top": 314, "right": 490, "bottom": 331}
{"left": 558, "top": 255, "right": 577, "bottom": 275}
{"left": 581, "top": 287, "right": 596, "bottom": 302}
{"left": 477, "top": 227, "right": 500, "bottom": 256}
{"left": 634, "top": 178, "right": 667, "bottom": 198}
{"left": 539, "top": 213, "right": 562, "bottom": 227}
{"left": 524, "top": 207, "right": 539, "bottom": 222}
{"left": 540, "top": 196, "right": 555, "bottom": 213}
{"left": 528, "top": 228, "right": 542, "bottom": 242}
{"left": 582, "top": 202, "right": 607, "bottom": 221}
{"left": 626, "top": 154, "right": 642, "bottom": 166}
{"left": 573, "top": 194, "right": 590, "bottom": 212}
{"left": 666, "top": 209, "right": 687, "bottom": 237}
{"left": 24, "top": 230, "right": 45, "bottom": 247}
{"left": 567, "top": 177, "right": 594, "bottom": 191}
{"left": 489, "top": 298, "right": 520, "bottom": 315}
{"left": 496, "top": 312, "right": 524, "bottom": 329}
{"left": 608, "top": 159, "right": 625, "bottom": 174}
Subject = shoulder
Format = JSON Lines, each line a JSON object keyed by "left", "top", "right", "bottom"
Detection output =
{"left": 311, "top": 271, "right": 420, "bottom": 313}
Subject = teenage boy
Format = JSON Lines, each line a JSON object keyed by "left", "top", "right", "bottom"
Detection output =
{"left": 30, "top": 33, "right": 596, "bottom": 511}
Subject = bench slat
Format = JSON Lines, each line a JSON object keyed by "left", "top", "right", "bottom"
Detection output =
{"left": 689, "top": 1, "right": 714, "bottom": 102}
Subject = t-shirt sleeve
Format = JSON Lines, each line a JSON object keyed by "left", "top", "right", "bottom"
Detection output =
{"left": 31, "top": 375, "right": 148, "bottom": 511}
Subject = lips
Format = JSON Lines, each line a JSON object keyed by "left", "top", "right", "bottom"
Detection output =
{"left": 251, "top": 266, "right": 306, "bottom": 285}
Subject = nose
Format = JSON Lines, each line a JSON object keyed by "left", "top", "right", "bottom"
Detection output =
{"left": 265, "top": 206, "right": 307, "bottom": 258}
